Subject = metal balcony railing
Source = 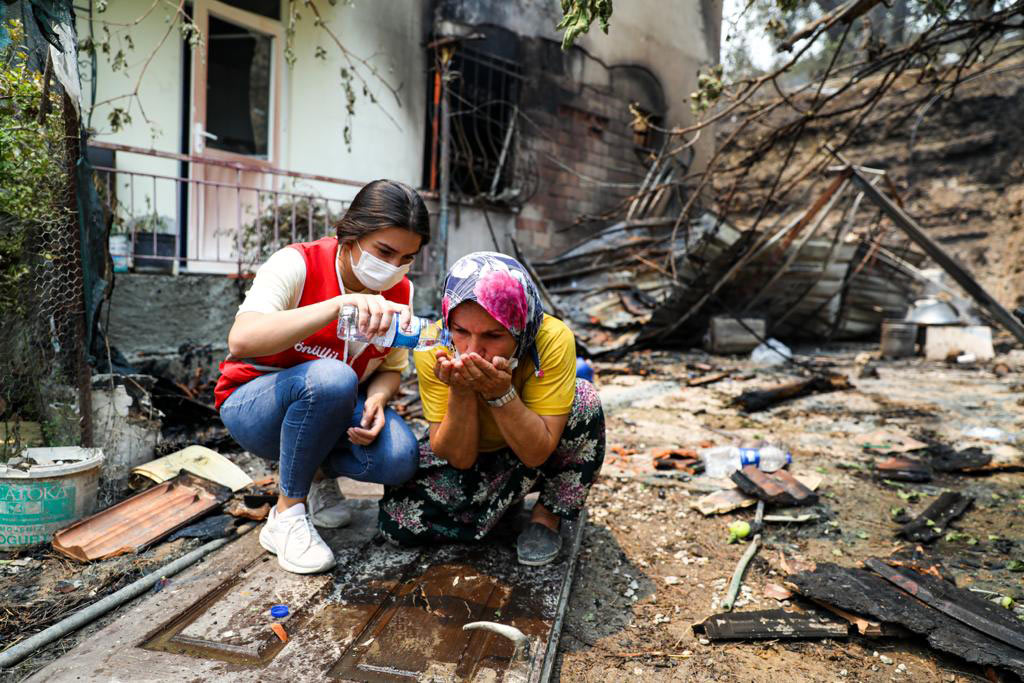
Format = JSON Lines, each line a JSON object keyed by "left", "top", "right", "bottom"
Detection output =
{"left": 89, "top": 141, "right": 434, "bottom": 277}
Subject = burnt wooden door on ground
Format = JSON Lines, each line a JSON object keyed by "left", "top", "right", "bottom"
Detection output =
{"left": 26, "top": 503, "right": 584, "bottom": 682}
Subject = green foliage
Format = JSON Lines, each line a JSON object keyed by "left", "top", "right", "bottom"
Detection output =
{"left": 690, "top": 65, "right": 725, "bottom": 115}
{"left": 556, "top": 0, "right": 613, "bottom": 50}
{"left": 0, "top": 22, "right": 65, "bottom": 222}
{"left": 237, "top": 197, "right": 331, "bottom": 272}
{"left": 0, "top": 20, "right": 66, "bottom": 318}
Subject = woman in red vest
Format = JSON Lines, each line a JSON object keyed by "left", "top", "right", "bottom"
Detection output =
{"left": 215, "top": 179, "right": 429, "bottom": 574}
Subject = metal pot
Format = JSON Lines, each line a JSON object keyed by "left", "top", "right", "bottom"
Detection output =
{"left": 906, "top": 299, "right": 960, "bottom": 325}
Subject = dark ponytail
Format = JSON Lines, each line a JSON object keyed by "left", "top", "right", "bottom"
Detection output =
{"left": 335, "top": 179, "right": 430, "bottom": 246}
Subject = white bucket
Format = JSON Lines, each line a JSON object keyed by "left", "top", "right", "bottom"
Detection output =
{"left": 0, "top": 447, "right": 104, "bottom": 550}
{"left": 109, "top": 234, "right": 130, "bottom": 272}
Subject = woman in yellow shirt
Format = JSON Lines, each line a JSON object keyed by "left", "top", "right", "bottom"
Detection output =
{"left": 378, "top": 252, "right": 605, "bottom": 565}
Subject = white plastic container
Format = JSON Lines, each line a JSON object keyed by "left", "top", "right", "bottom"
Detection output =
{"left": 0, "top": 447, "right": 104, "bottom": 549}
{"left": 109, "top": 234, "right": 131, "bottom": 272}
{"left": 750, "top": 339, "right": 792, "bottom": 366}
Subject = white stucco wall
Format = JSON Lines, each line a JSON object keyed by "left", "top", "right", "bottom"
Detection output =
{"left": 575, "top": 0, "right": 722, "bottom": 169}
{"left": 77, "top": 0, "right": 428, "bottom": 237}
{"left": 282, "top": 1, "right": 427, "bottom": 199}
{"left": 76, "top": 1, "right": 184, "bottom": 228}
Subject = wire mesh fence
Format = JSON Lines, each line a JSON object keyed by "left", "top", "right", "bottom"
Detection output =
{"left": 0, "top": 215, "right": 86, "bottom": 459}
{"left": 1, "top": 21, "right": 88, "bottom": 460}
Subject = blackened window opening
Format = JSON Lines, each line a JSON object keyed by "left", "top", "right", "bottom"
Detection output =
{"left": 206, "top": 16, "right": 272, "bottom": 158}
{"left": 425, "top": 45, "right": 523, "bottom": 200}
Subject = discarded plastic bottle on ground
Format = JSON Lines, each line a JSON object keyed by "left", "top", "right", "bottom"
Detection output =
{"left": 700, "top": 445, "right": 792, "bottom": 478}
{"left": 750, "top": 338, "right": 792, "bottom": 366}
{"left": 336, "top": 305, "right": 448, "bottom": 351}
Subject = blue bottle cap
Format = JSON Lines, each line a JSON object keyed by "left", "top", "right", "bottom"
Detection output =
{"left": 270, "top": 605, "right": 289, "bottom": 618}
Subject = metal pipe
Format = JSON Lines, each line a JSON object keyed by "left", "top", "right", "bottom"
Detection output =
{"left": 462, "top": 621, "right": 530, "bottom": 653}
{"left": 463, "top": 621, "right": 530, "bottom": 683}
{"left": 0, "top": 524, "right": 255, "bottom": 670}
{"left": 722, "top": 501, "right": 764, "bottom": 612}
{"left": 436, "top": 47, "right": 454, "bottom": 281}
{"left": 89, "top": 140, "right": 364, "bottom": 189}
{"left": 489, "top": 105, "right": 517, "bottom": 198}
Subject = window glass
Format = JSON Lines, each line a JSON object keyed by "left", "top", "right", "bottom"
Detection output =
{"left": 206, "top": 15, "right": 272, "bottom": 157}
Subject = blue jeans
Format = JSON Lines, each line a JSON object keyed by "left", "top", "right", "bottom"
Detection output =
{"left": 219, "top": 359, "right": 419, "bottom": 498}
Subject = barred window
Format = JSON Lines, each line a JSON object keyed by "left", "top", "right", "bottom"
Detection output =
{"left": 424, "top": 39, "right": 523, "bottom": 200}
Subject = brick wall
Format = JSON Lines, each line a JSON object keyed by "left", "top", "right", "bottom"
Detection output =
{"left": 513, "top": 39, "right": 663, "bottom": 260}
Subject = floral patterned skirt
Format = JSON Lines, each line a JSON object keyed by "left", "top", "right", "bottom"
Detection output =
{"left": 378, "top": 379, "right": 605, "bottom": 545}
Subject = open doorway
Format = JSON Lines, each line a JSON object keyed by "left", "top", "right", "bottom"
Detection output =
{"left": 185, "top": 0, "right": 283, "bottom": 272}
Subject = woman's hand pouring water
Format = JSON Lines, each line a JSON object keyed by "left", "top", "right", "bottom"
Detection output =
{"left": 337, "top": 293, "right": 411, "bottom": 338}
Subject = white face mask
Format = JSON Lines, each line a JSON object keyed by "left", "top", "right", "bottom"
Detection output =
{"left": 349, "top": 241, "right": 410, "bottom": 291}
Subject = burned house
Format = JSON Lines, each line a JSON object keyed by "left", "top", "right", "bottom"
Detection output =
{"left": 83, "top": 0, "right": 722, "bottom": 374}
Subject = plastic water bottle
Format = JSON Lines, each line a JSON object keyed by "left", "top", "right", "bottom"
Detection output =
{"left": 700, "top": 445, "right": 792, "bottom": 478}
{"left": 336, "top": 305, "right": 448, "bottom": 351}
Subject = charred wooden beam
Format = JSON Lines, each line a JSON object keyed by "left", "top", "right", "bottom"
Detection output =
{"left": 898, "top": 491, "right": 972, "bottom": 543}
{"left": 926, "top": 446, "right": 992, "bottom": 473}
{"left": 732, "top": 373, "right": 852, "bottom": 412}
{"left": 789, "top": 562, "right": 1024, "bottom": 677}
{"left": 865, "top": 559, "right": 1024, "bottom": 652}
{"left": 693, "top": 609, "right": 850, "bottom": 640}
{"left": 687, "top": 371, "right": 730, "bottom": 387}
{"left": 874, "top": 456, "right": 932, "bottom": 483}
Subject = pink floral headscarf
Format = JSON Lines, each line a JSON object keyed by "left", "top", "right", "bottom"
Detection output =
{"left": 440, "top": 252, "right": 545, "bottom": 376}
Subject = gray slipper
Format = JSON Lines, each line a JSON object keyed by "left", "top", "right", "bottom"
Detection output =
{"left": 517, "top": 522, "right": 562, "bottom": 566}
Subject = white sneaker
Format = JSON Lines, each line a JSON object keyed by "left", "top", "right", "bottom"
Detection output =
{"left": 307, "top": 477, "right": 352, "bottom": 528}
{"left": 259, "top": 503, "right": 336, "bottom": 574}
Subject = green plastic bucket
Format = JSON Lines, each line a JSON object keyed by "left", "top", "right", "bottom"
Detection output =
{"left": 0, "top": 447, "right": 104, "bottom": 550}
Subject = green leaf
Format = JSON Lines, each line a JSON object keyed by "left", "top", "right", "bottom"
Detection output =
{"left": 556, "top": 0, "right": 613, "bottom": 50}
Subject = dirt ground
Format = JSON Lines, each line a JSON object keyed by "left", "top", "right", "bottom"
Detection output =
{"left": 3, "top": 345, "right": 1023, "bottom": 682}
{"left": 0, "top": 451, "right": 274, "bottom": 683}
{"left": 555, "top": 345, "right": 1024, "bottom": 682}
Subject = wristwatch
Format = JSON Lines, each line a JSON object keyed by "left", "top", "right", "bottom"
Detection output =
{"left": 486, "top": 386, "right": 517, "bottom": 408}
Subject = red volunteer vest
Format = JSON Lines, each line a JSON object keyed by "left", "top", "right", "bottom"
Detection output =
{"left": 213, "top": 237, "right": 412, "bottom": 409}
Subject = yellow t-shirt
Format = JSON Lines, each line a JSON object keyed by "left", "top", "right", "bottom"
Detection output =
{"left": 379, "top": 347, "right": 409, "bottom": 374}
{"left": 415, "top": 314, "right": 577, "bottom": 452}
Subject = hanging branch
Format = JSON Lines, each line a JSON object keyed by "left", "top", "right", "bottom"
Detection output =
{"left": 562, "top": 0, "right": 1024, "bottom": 338}
{"left": 292, "top": 0, "right": 403, "bottom": 149}
{"left": 82, "top": 0, "right": 197, "bottom": 135}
